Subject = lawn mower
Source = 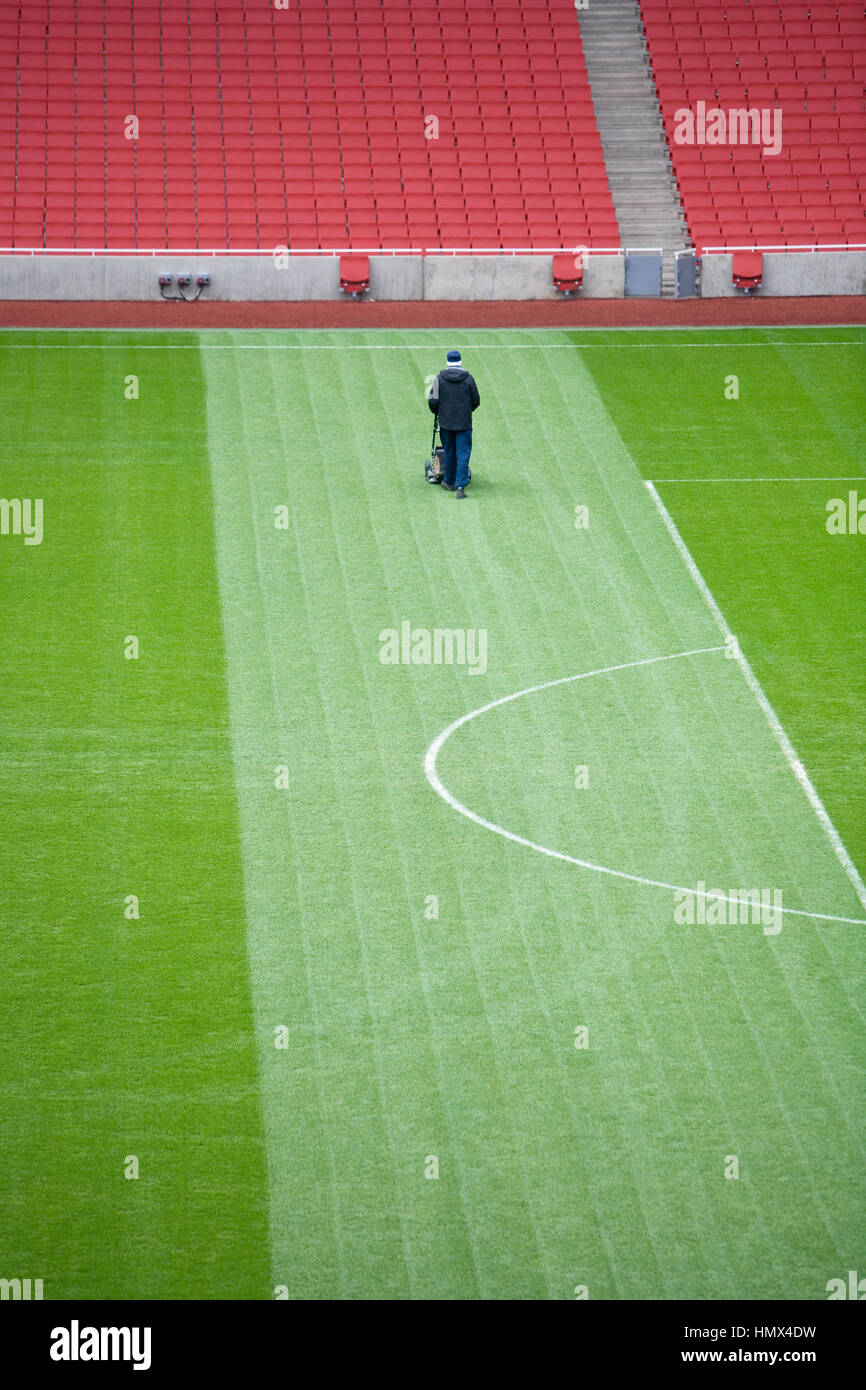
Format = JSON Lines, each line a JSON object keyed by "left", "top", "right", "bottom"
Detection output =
{"left": 425, "top": 415, "right": 471, "bottom": 486}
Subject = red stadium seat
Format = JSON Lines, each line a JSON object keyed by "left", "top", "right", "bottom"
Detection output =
{"left": 339, "top": 253, "right": 370, "bottom": 296}
{"left": 732, "top": 250, "right": 763, "bottom": 292}
{"left": 552, "top": 249, "right": 583, "bottom": 296}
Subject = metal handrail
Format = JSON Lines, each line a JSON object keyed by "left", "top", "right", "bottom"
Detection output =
{"left": 0, "top": 244, "right": 627, "bottom": 257}
{"left": 5, "top": 242, "right": 863, "bottom": 258}
{"left": 701, "top": 242, "right": 866, "bottom": 253}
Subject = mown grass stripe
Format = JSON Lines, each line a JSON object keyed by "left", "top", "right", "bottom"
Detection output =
{"left": 200, "top": 327, "right": 866, "bottom": 1299}
{"left": 0, "top": 330, "right": 270, "bottom": 1299}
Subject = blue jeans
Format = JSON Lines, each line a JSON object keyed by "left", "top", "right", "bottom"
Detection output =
{"left": 439, "top": 428, "right": 472, "bottom": 489}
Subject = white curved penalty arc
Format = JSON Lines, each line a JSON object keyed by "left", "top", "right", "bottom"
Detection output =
{"left": 423, "top": 647, "right": 866, "bottom": 927}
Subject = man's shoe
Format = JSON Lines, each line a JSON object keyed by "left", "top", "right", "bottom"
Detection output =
{"left": 456, "top": 486, "right": 467, "bottom": 499}
{"left": 441, "top": 482, "right": 456, "bottom": 491}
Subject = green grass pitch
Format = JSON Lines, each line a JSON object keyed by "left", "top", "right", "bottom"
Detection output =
{"left": 0, "top": 325, "right": 864, "bottom": 1300}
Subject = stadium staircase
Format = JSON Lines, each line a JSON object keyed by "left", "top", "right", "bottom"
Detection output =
{"left": 577, "top": 0, "right": 689, "bottom": 294}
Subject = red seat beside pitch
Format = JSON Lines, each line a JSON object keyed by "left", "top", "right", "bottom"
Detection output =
{"left": 552, "top": 250, "right": 583, "bottom": 296}
{"left": 732, "top": 250, "right": 763, "bottom": 294}
{"left": 339, "top": 254, "right": 370, "bottom": 298}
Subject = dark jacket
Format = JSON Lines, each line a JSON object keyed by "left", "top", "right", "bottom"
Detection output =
{"left": 428, "top": 367, "right": 480, "bottom": 432}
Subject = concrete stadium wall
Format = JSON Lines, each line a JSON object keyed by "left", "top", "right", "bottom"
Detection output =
{"left": 0, "top": 250, "right": 862, "bottom": 299}
{"left": 423, "top": 252, "right": 624, "bottom": 299}
{"left": 0, "top": 251, "right": 624, "bottom": 300}
{"left": 700, "top": 250, "right": 866, "bottom": 298}
{"left": 0, "top": 255, "right": 344, "bottom": 301}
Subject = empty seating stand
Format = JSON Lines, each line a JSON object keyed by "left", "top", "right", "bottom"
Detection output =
{"left": 2, "top": 0, "right": 620, "bottom": 253}
{"left": 639, "top": 0, "right": 866, "bottom": 253}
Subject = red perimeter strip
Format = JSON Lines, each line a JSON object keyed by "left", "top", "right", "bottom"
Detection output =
{"left": 0, "top": 297, "right": 864, "bottom": 328}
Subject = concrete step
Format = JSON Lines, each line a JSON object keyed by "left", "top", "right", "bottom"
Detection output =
{"left": 577, "top": 0, "right": 688, "bottom": 295}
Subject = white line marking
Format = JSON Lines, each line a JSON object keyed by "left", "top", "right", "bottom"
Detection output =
{"left": 645, "top": 480, "right": 866, "bottom": 915}
{"left": 424, "top": 647, "right": 866, "bottom": 926}
{"left": 653, "top": 477, "right": 866, "bottom": 484}
{"left": 0, "top": 340, "right": 864, "bottom": 350}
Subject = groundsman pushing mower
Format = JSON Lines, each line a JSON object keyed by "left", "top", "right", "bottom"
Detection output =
{"left": 425, "top": 415, "right": 471, "bottom": 486}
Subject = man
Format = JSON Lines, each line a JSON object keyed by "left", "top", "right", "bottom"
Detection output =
{"left": 427, "top": 349, "right": 480, "bottom": 499}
